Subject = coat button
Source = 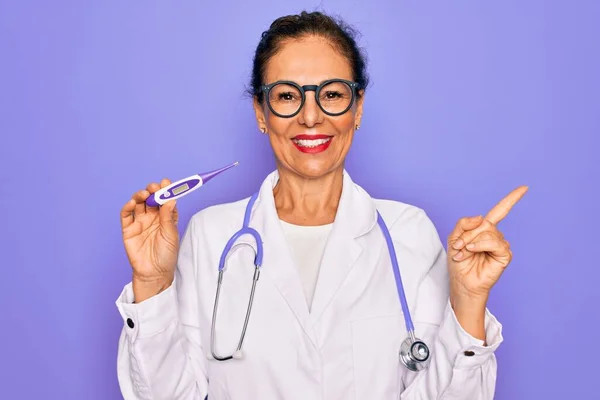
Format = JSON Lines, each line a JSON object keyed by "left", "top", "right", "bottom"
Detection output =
{"left": 127, "top": 318, "right": 135, "bottom": 329}
{"left": 464, "top": 350, "right": 475, "bottom": 356}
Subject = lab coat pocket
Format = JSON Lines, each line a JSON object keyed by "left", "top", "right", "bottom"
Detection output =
{"left": 351, "top": 314, "right": 404, "bottom": 400}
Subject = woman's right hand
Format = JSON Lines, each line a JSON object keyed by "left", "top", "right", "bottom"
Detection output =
{"left": 120, "top": 179, "right": 180, "bottom": 303}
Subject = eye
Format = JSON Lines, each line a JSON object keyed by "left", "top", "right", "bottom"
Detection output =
{"left": 278, "top": 92, "right": 296, "bottom": 101}
{"left": 322, "top": 91, "right": 344, "bottom": 100}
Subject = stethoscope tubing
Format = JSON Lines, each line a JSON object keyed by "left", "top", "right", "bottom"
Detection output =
{"left": 376, "top": 212, "right": 415, "bottom": 333}
{"left": 209, "top": 191, "right": 428, "bottom": 372}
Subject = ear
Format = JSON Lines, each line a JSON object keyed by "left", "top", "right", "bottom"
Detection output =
{"left": 253, "top": 96, "right": 268, "bottom": 133}
{"left": 354, "top": 90, "right": 365, "bottom": 128}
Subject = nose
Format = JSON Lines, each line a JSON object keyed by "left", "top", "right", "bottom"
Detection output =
{"left": 297, "top": 91, "right": 324, "bottom": 127}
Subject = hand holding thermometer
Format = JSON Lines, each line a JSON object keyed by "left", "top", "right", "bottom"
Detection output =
{"left": 146, "top": 161, "right": 239, "bottom": 207}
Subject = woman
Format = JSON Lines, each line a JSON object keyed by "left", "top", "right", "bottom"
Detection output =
{"left": 117, "top": 11, "right": 526, "bottom": 399}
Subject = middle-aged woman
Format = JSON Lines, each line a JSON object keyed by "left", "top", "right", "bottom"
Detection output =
{"left": 116, "top": 11, "right": 527, "bottom": 400}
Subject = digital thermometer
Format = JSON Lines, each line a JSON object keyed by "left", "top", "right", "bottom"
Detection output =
{"left": 146, "top": 161, "right": 239, "bottom": 207}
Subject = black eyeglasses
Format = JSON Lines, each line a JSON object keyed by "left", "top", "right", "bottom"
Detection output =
{"left": 260, "top": 78, "right": 359, "bottom": 118}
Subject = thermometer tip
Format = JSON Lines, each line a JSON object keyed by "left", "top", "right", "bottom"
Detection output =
{"left": 198, "top": 161, "right": 239, "bottom": 185}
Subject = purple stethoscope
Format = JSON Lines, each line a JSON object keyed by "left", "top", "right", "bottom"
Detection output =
{"left": 147, "top": 162, "right": 430, "bottom": 373}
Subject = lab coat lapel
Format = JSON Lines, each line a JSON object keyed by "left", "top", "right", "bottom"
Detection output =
{"left": 309, "top": 170, "right": 377, "bottom": 324}
{"left": 246, "top": 170, "right": 319, "bottom": 350}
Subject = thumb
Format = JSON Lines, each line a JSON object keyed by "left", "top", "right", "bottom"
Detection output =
{"left": 159, "top": 200, "right": 178, "bottom": 226}
{"left": 448, "top": 215, "right": 483, "bottom": 242}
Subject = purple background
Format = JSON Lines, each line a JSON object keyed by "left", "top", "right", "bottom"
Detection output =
{"left": 1, "top": 0, "right": 598, "bottom": 399}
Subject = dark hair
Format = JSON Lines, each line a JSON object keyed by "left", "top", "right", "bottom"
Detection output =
{"left": 249, "top": 11, "right": 370, "bottom": 103}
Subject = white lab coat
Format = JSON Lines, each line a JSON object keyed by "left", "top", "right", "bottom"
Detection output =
{"left": 116, "top": 169, "right": 503, "bottom": 399}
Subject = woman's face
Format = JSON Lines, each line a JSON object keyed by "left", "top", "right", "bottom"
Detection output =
{"left": 253, "top": 35, "right": 364, "bottom": 179}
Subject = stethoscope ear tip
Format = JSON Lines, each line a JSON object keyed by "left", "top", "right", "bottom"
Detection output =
{"left": 233, "top": 350, "right": 244, "bottom": 360}
{"left": 206, "top": 352, "right": 215, "bottom": 360}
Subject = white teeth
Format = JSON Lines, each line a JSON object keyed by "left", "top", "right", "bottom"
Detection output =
{"left": 293, "top": 138, "right": 331, "bottom": 147}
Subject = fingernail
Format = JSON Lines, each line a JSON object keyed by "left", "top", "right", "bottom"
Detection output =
{"left": 453, "top": 251, "right": 463, "bottom": 260}
{"left": 466, "top": 243, "right": 475, "bottom": 250}
{"left": 453, "top": 239, "right": 464, "bottom": 249}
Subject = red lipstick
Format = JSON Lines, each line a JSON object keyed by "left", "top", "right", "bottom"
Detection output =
{"left": 291, "top": 134, "right": 333, "bottom": 154}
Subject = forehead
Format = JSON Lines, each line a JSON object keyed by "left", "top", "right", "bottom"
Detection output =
{"left": 264, "top": 35, "right": 353, "bottom": 84}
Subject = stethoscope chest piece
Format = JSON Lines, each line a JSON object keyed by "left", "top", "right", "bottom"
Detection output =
{"left": 399, "top": 334, "right": 431, "bottom": 372}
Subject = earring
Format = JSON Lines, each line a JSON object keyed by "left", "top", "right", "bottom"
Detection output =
{"left": 260, "top": 128, "right": 266, "bottom": 134}
{"left": 355, "top": 125, "right": 360, "bottom": 130}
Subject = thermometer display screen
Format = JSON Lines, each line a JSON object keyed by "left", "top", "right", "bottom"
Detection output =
{"left": 173, "top": 183, "right": 190, "bottom": 195}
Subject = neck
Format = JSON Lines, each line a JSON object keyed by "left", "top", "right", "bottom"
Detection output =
{"left": 273, "top": 165, "right": 344, "bottom": 226}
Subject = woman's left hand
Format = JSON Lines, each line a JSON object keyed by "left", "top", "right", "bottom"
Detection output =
{"left": 447, "top": 186, "right": 528, "bottom": 304}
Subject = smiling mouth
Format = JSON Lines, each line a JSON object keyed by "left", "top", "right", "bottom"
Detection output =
{"left": 291, "top": 134, "right": 333, "bottom": 153}
{"left": 292, "top": 137, "right": 332, "bottom": 148}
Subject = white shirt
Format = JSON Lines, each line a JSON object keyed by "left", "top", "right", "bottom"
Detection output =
{"left": 115, "top": 169, "right": 502, "bottom": 400}
{"left": 279, "top": 219, "right": 333, "bottom": 310}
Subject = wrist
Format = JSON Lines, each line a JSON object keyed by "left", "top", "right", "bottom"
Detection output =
{"left": 450, "top": 290, "right": 488, "bottom": 343}
{"left": 132, "top": 275, "right": 173, "bottom": 303}
{"left": 450, "top": 295, "right": 488, "bottom": 312}
{"left": 450, "top": 285, "right": 489, "bottom": 310}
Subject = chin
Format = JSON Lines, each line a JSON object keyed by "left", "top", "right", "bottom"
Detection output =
{"left": 290, "top": 160, "right": 341, "bottom": 179}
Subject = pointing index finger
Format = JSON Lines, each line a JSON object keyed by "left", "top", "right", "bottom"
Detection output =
{"left": 485, "top": 185, "right": 529, "bottom": 225}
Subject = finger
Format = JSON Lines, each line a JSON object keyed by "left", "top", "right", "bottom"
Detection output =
{"left": 120, "top": 198, "right": 136, "bottom": 230}
{"left": 465, "top": 238, "right": 510, "bottom": 259}
{"left": 133, "top": 189, "right": 149, "bottom": 215}
{"left": 146, "top": 179, "right": 171, "bottom": 194}
{"left": 485, "top": 186, "right": 529, "bottom": 225}
{"left": 146, "top": 181, "right": 161, "bottom": 194}
{"left": 172, "top": 200, "right": 179, "bottom": 224}
{"left": 448, "top": 215, "right": 484, "bottom": 243}
{"left": 160, "top": 178, "right": 172, "bottom": 188}
{"left": 453, "top": 237, "right": 507, "bottom": 262}
{"left": 144, "top": 179, "right": 172, "bottom": 211}
{"left": 159, "top": 199, "right": 178, "bottom": 226}
{"left": 145, "top": 181, "right": 162, "bottom": 213}
{"left": 448, "top": 216, "right": 484, "bottom": 260}
{"left": 452, "top": 248, "right": 472, "bottom": 262}
{"left": 451, "top": 219, "right": 503, "bottom": 250}
{"left": 448, "top": 216, "right": 485, "bottom": 261}
{"left": 451, "top": 230, "right": 501, "bottom": 261}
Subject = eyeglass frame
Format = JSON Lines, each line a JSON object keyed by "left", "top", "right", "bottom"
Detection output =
{"left": 259, "top": 78, "right": 360, "bottom": 118}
